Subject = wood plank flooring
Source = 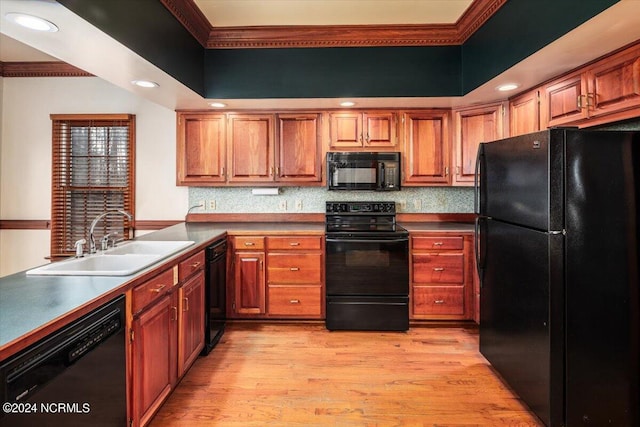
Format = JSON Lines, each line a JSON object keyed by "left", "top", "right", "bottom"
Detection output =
{"left": 149, "top": 323, "right": 543, "bottom": 426}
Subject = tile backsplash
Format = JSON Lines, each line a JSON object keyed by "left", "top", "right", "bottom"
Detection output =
{"left": 189, "top": 187, "right": 474, "bottom": 214}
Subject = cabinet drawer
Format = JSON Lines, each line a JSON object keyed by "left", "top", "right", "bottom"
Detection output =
{"left": 133, "top": 268, "right": 176, "bottom": 314}
{"left": 267, "top": 253, "right": 322, "bottom": 283}
{"left": 234, "top": 236, "right": 265, "bottom": 250}
{"left": 178, "top": 250, "right": 205, "bottom": 282}
{"left": 412, "top": 253, "right": 464, "bottom": 283}
{"left": 412, "top": 236, "right": 463, "bottom": 250}
{"left": 413, "top": 286, "right": 464, "bottom": 315}
{"left": 267, "top": 286, "right": 322, "bottom": 317}
{"left": 267, "top": 236, "right": 322, "bottom": 251}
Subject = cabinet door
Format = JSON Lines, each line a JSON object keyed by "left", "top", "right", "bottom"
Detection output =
{"left": 178, "top": 269, "right": 205, "bottom": 377}
{"left": 233, "top": 252, "right": 266, "bottom": 315}
{"left": 228, "top": 114, "right": 274, "bottom": 182}
{"left": 454, "top": 104, "right": 504, "bottom": 185}
{"left": 131, "top": 292, "right": 178, "bottom": 427}
{"left": 176, "top": 113, "right": 226, "bottom": 185}
{"left": 329, "top": 112, "right": 362, "bottom": 148}
{"left": 276, "top": 114, "right": 322, "bottom": 182}
{"left": 363, "top": 112, "right": 397, "bottom": 147}
{"left": 509, "top": 90, "right": 540, "bottom": 137}
{"left": 544, "top": 72, "right": 589, "bottom": 127}
{"left": 588, "top": 48, "right": 640, "bottom": 118}
{"left": 402, "top": 111, "right": 450, "bottom": 185}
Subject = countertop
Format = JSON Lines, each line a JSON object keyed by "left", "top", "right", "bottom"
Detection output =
{"left": 0, "top": 220, "right": 472, "bottom": 359}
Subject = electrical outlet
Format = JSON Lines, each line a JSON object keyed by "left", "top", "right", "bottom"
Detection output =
{"left": 278, "top": 200, "right": 287, "bottom": 211}
{"left": 399, "top": 200, "right": 407, "bottom": 211}
{"left": 413, "top": 199, "right": 422, "bottom": 210}
{"left": 208, "top": 200, "right": 216, "bottom": 210}
{"left": 295, "top": 200, "right": 303, "bottom": 211}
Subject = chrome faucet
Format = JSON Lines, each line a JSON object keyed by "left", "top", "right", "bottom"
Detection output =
{"left": 89, "top": 210, "right": 133, "bottom": 254}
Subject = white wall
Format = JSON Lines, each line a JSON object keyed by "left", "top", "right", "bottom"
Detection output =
{"left": 0, "top": 77, "right": 187, "bottom": 277}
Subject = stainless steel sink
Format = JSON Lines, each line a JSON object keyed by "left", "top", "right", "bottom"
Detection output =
{"left": 26, "top": 240, "right": 195, "bottom": 276}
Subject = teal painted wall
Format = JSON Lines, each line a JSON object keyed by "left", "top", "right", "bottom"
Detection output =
{"left": 57, "top": 0, "right": 620, "bottom": 98}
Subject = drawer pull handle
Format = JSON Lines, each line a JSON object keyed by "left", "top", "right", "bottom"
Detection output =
{"left": 244, "top": 242, "right": 255, "bottom": 246}
{"left": 434, "top": 299, "right": 445, "bottom": 304}
{"left": 290, "top": 299, "right": 300, "bottom": 304}
{"left": 433, "top": 242, "right": 444, "bottom": 246}
{"left": 290, "top": 267, "right": 300, "bottom": 271}
{"left": 191, "top": 261, "right": 201, "bottom": 268}
{"left": 183, "top": 297, "right": 189, "bottom": 312}
{"left": 150, "top": 284, "right": 166, "bottom": 293}
{"left": 289, "top": 242, "right": 300, "bottom": 246}
{"left": 433, "top": 267, "right": 445, "bottom": 271}
{"left": 171, "top": 306, "right": 177, "bottom": 321}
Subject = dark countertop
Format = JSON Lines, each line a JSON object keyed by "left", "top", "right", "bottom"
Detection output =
{"left": 0, "top": 222, "right": 227, "bottom": 358}
{"left": 0, "top": 220, "right": 471, "bottom": 358}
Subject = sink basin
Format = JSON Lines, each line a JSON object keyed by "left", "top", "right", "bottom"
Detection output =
{"left": 104, "top": 240, "right": 195, "bottom": 255}
{"left": 26, "top": 240, "right": 195, "bottom": 276}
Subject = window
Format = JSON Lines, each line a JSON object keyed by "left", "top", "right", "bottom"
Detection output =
{"left": 50, "top": 114, "right": 135, "bottom": 259}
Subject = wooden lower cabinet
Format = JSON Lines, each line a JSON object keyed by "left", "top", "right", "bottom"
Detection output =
{"left": 130, "top": 250, "right": 207, "bottom": 427}
{"left": 178, "top": 269, "right": 205, "bottom": 377}
{"left": 131, "top": 281, "right": 178, "bottom": 427}
{"left": 410, "top": 232, "right": 474, "bottom": 320}
{"left": 229, "top": 234, "right": 324, "bottom": 319}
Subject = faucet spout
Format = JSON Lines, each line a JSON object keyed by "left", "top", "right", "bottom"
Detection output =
{"left": 89, "top": 210, "right": 133, "bottom": 254}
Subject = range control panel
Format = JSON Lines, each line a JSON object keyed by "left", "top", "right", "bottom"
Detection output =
{"left": 326, "top": 202, "right": 396, "bottom": 214}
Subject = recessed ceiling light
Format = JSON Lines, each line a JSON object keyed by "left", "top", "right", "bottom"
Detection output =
{"left": 209, "top": 102, "right": 227, "bottom": 108}
{"left": 5, "top": 13, "right": 58, "bottom": 32}
{"left": 340, "top": 101, "right": 356, "bottom": 107}
{"left": 131, "top": 80, "right": 159, "bottom": 88}
{"left": 497, "top": 83, "right": 520, "bottom": 92}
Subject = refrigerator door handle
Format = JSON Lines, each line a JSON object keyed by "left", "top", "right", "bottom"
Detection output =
{"left": 474, "top": 144, "right": 483, "bottom": 215}
{"left": 474, "top": 216, "right": 484, "bottom": 284}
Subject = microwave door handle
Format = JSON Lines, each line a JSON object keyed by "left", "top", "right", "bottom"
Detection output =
{"left": 378, "top": 162, "right": 385, "bottom": 189}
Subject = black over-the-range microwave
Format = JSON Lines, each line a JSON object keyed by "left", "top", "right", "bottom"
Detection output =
{"left": 327, "top": 152, "right": 401, "bottom": 191}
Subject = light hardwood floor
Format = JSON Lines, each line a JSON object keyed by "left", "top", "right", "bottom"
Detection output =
{"left": 149, "top": 323, "right": 543, "bottom": 426}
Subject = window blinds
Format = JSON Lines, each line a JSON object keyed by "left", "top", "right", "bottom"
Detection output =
{"left": 50, "top": 114, "right": 135, "bottom": 259}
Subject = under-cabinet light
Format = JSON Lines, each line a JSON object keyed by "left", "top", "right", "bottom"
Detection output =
{"left": 251, "top": 188, "right": 280, "bottom": 196}
{"left": 209, "top": 102, "right": 227, "bottom": 108}
{"left": 340, "top": 101, "right": 356, "bottom": 107}
{"left": 5, "top": 13, "right": 58, "bottom": 32}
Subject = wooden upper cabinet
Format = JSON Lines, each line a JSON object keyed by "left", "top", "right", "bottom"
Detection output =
{"left": 329, "top": 111, "right": 397, "bottom": 149}
{"left": 587, "top": 46, "right": 640, "bottom": 120}
{"left": 276, "top": 114, "right": 322, "bottom": 182}
{"left": 402, "top": 111, "right": 451, "bottom": 185}
{"left": 176, "top": 113, "right": 226, "bottom": 185}
{"left": 543, "top": 71, "right": 589, "bottom": 127}
{"left": 228, "top": 114, "right": 275, "bottom": 182}
{"left": 541, "top": 43, "right": 640, "bottom": 128}
{"left": 509, "top": 89, "right": 541, "bottom": 137}
{"left": 453, "top": 103, "right": 505, "bottom": 186}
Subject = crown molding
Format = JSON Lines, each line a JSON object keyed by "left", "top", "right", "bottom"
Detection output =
{"left": 0, "top": 62, "right": 93, "bottom": 78}
{"left": 162, "top": 0, "right": 506, "bottom": 49}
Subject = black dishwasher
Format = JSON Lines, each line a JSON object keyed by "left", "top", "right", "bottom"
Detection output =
{"left": 0, "top": 295, "right": 126, "bottom": 427}
{"left": 202, "top": 238, "right": 227, "bottom": 355}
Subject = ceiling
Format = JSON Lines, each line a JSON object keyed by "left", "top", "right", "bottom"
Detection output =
{"left": 1, "top": 0, "right": 640, "bottom": 110}
{"left": 193, "top": 0, "right": 474, "bottom": 26}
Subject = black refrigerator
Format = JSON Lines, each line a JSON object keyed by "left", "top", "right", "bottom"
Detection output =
{"left": 476, "top": 128, "right": 640, "bottom": 427}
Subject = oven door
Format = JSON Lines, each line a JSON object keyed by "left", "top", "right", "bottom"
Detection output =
{"left": 325, "top": 235, "right": 409, "bottom": 296}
